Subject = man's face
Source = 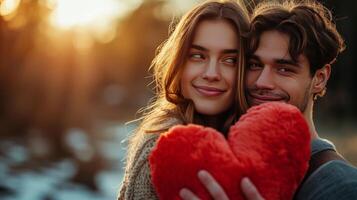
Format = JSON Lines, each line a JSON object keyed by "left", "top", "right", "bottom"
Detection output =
{"left": 245, "top": 30, "right": 314, "bottom": 112}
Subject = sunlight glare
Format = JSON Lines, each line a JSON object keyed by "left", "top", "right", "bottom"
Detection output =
{"left": 50, "top": 0, "right": 123, "bottom": 29}
{"left": 0, "top": 0, "right": 21, "bottom": 16}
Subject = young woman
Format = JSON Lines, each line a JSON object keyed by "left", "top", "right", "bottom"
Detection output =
{"left": 118, "top": 1, "right": 250, "bottom": 199}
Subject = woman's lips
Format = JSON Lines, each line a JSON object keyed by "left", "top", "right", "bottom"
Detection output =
{"left": 194, "top": 85, "right": 225, "bottom": 97}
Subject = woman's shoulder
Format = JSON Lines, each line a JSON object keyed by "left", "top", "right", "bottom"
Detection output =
{"left": 139, "top": 117, "right": 182, "bottom": 149}
{"left": 126, "top": 116, "right": 183, "bottom": 167}
{"left": 118, "top": 117, "right": 182, "bottom": 200}
{"left": 134, "top": 133, "right": 161, "bottom": 160}
{"left": 118, "top": 131, "right": 160, "bottom": 200}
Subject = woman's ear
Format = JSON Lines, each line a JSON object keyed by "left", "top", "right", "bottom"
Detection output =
{"left": 312, "top": 64, "right": 331, "bottom": 97}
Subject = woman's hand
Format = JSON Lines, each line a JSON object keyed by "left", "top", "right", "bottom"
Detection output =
{"left": 179, "top": 170, "right": 264, "bottom": 200}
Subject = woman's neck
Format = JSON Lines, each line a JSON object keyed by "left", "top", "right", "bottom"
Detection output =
{"left": 194, "top": 110, "right": 232, "bottom": 135}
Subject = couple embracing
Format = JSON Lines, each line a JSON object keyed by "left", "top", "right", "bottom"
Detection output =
{"left": 118, "top": 0, "right": 357, "bottom": 199}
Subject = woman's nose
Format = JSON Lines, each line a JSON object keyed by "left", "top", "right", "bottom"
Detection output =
{"left": 202, "top": 59, "right": 221, "bottom": 81}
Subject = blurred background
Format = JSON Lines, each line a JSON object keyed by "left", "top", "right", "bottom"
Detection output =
{"left": 0, "top": 0, "right": 356, "bottom": 199}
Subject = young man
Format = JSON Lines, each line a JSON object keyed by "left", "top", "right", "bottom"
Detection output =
{"left": 244, "top": 1, "right": 357, "bottom": 199}
{"left": 180, "top": 1, "right": 357, "bottom": 200}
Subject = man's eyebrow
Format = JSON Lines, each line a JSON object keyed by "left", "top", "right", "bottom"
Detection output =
{"left": 190, "top": 44, "right": 238, "bottom": 54}
{"left": 275, "top": 58, "right": 300, "bottom": 67}
{"left": 248, "top": 54, "right": 261, "bottom": 62}
{"left": 248, "top": 55, "right": 300, "bottom": 67}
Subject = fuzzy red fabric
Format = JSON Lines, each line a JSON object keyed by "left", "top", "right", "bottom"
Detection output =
{"left": 149, "top": 102, "right": 311, "bottom": 200}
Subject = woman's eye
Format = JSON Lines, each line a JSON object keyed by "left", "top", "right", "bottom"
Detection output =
{"left": 189, "top": 53, "right": 204, "bottom": 60}
{"left": 223, "top": 57, "right": 237, "bottom": 64}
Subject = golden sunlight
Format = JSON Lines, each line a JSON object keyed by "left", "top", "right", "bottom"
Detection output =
{"left": 49, "top": 0, "right": 123, "bottom": 29}
{"left": 0, "top": 0, "right": 21, "bottom": 17}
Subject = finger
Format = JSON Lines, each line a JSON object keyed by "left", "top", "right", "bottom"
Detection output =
{"left": 179, "top": 188, "right": 201, "bottom": 200}
{"left": 198, "top": 170, "right": 229, "bottom": 200}
{"left": 241, "top": 177, "right": 265, "bottom": 200}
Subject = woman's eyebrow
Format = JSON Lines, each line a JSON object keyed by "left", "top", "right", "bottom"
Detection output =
{"left": 190, "top": 44, "right": 238, "bottom": 54}
{"left": 222, "top": 49, "right": 239, "bottom": 54}
{"left": 190, "top": 44, "right": 207, "bottom": 51}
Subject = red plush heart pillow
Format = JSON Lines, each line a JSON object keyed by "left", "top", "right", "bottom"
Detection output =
{"left": 149, "top": 102, "right": 311, "bottom": 200}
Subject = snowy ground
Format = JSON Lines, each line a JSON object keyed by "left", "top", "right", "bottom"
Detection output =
{"left": 0, "top": 124, "right": 133, "bottom": 200}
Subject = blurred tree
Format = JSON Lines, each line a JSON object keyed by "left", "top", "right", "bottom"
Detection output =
{"left": 0, "top": 0, "right": 174, "bottom": 190}
{"left": 92, "top": 0, "right": 170, "bottom": 120}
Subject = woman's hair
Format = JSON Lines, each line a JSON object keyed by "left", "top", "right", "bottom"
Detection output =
{"left": 249, "top": 0, "right": 345, "bottom": 75}
{"left": 127, "top": 0, "right": 250, "bottom": 161}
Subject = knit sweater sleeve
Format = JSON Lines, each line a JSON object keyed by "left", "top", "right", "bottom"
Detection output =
{"left": 118, "top": 133, "right": 160, "bottom": 200}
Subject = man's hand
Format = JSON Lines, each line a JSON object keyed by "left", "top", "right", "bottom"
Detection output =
{"left": 240, "top": 177, "right": 265, "bottom": 200}
{"left": 179, "top": 170, "right": 264, "bottom": 200}
{"left": 179, "top": 170, "right": 229, "bottom": 200}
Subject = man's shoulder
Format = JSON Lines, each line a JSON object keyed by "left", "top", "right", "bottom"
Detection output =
{"left": 312, "top": 160, "right": 357, "bottom": 181}
{"left": 296, "top": 160, "right": 357, "bottom": 200}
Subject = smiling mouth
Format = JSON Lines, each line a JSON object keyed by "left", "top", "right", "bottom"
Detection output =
{"left": 194, "top": 85, "right": 226, "bottom": 97}
{"left": 248, "top": 93, "right": 286, "bottom": 105}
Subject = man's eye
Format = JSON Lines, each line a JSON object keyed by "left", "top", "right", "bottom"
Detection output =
{"left": 278, "top": 68, "right": 287, "bottom": 72}
{"left": 248, "top": 62, "right": 262, "bottom": 70}
{"left": 277, "top": 67, "right": 294, "bottom": 74}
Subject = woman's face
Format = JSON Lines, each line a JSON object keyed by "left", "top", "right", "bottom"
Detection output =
{"left": 181, "top": 19, "right": 239, "bottom": 115}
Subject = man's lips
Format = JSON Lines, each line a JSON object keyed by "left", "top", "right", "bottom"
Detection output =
{"left": 248, "top": 92, "right": 286, "bottom": 104}
{"left": 194, "top": 85, "right": 226, "bottom": 96}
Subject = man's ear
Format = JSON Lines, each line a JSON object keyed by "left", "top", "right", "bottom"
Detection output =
{"left": 312, "top": 64, "right": 331, "bottom": 94}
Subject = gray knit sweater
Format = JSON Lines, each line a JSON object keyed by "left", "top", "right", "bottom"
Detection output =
{"left": 118, "top": 118, "right": 181, "bottom": 200}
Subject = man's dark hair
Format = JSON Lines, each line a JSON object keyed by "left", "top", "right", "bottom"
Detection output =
{"left": 249, "top": 0, "right": 345, "bottom": 75}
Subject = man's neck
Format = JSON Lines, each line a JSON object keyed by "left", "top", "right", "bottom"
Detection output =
{"left": 303, "top": 100, "right": 319, "bottom": 139}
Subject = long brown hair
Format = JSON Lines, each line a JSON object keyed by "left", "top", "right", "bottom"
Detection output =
{"left": 127, "top": 0, "right": 250, "bottom": 162}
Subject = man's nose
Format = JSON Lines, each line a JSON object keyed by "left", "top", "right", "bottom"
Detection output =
{"left": 202, "top": 59, "right": 221, "bottom": 81}
{"left": 255, "top": 67, "right": 275, "bottom": 89}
